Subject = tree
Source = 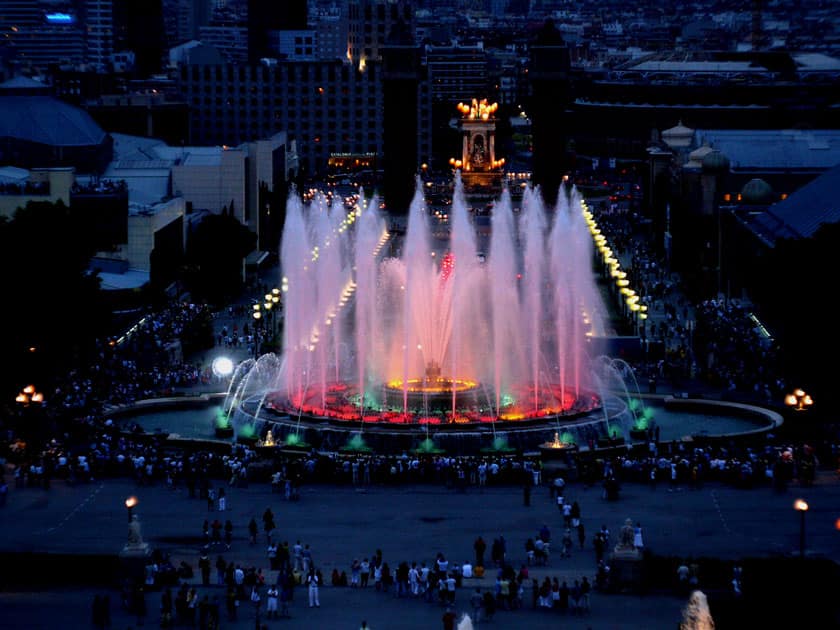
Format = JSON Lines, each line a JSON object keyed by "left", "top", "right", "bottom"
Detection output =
{"left": 0, "top": 200, "right": 110, "bottom": 397}
{"left": 183, "top": 213, "right": 256, "bottom": 304}
{"left": 749, "top": 221, "right": 840, "bottom": 405}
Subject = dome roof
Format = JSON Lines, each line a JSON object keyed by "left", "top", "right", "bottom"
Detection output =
{"left": 741, "top": 178, "right": 774, "bottom": 205}
{"left": 689, "top": 144, "right": 714, "bottom": 162}
{"left": 662, "top": 120, "right": 694, "bottom": 149}
{"left": 0, "top": 95, "right": 106, "bottom": 147}
{"left": 662, "top": 120, "right": 694, "bottom": 139}
{"left": 702, "top": 149, "right": 730, "bottom": 174}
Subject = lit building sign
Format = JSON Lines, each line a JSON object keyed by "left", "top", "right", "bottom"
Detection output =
{"left": 45, "top": 13, "right": 76, "bottom": 24}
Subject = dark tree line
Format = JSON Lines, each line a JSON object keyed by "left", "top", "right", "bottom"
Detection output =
{"left": 0, "top": 200, "right": 110, "bottom": 399}
{"left": 0, "top": 199, "right": 257, "bottom": 401}
{"left": 749, "top": 221, "right": 840, "bottom": 407}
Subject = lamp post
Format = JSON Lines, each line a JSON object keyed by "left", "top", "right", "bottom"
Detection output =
{"left": 15, "top": 384, "right": 44, "bottom": 406}
{"left": 252, "top": 306, "right": 262, "bottom": 357}
{"left": 264, "top": 294, "right": 274, "bottom": 333}
{"left": 785, "top": 389, "right": 813, "bottom": 411}
{"left": 271, "top": 290, "right": 280, "bottom": 319}
{"left": 125, "top": 495, "right": 138, "bottom": 523}
{"left": 794, "top": 498, "right": 808, "bottom": 559}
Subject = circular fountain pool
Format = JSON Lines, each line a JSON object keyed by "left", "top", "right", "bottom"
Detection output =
{"left": 121, "top": 395, "right": 781, "bottom": 456}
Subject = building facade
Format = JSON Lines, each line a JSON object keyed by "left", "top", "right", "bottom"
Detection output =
{"left": 177, "top": 59, "right": 383, "bottom": 179}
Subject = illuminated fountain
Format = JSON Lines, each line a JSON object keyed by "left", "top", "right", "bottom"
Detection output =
{"left": 229, "top": 169, "right": 635, "bottom": 454}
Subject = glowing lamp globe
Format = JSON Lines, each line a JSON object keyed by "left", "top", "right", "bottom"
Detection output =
{"left": 212, "top": 357, "right": 235, "bottom": 378}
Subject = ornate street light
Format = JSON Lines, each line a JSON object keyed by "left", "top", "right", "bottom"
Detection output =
{"left": 125, "top": 495, "right": 138, "bottom": 522}
{"left": 785, "top": 389, "right": 813, "bottom": 411}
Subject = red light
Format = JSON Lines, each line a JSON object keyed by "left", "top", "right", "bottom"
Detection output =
{"left": 440, "top": 252, "right": 455, "bottom": 282}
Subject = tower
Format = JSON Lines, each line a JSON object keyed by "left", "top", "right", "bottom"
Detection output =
{"left": 382, "top": 18, "right": 422, "bottom": 215}
{"left": 528, "top": 20, "right": 571, "bottom": 207}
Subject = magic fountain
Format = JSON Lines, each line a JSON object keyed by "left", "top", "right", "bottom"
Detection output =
{"left": 226, "top": 174, "right": 642, "bottom": 454}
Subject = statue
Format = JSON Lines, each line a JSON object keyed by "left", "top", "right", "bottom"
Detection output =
{"left": 128, "top": 514, "right": 144, "bottom": 546}
{"left": 614, "top": 518, "right": 638, "bottom": 556}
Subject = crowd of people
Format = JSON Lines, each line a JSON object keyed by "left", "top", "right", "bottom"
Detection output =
{"left": 3, "top": 190, "right": 840, "bottom": 630}
{"left": 592, "top": 202, "right": 789, "bottom": 406}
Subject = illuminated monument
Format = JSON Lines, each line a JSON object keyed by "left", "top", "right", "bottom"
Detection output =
{"left": 449, "top": 99, "right": 505, "bottom": 198}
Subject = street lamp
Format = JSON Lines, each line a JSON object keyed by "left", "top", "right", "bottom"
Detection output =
{"left": 15, "top": 384, "right": 44, "bottom": 405}
{"left": 125, "top": 495, "right": 138, "bottom": 522}
{"left": 253, "top": 307, "right": 263, "bottom": 357}
{"left": 794, "top": 498, "right": 808, "bottom": 559}
{"left": 211, "top": 356, "right": 234, "bottom": 379}
{"left": 785, "top": 389, "right": 813, "bottom": 411}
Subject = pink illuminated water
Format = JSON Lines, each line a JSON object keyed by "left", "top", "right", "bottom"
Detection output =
{"left": 278, "top": 175, "right": 607, "bottom": 420}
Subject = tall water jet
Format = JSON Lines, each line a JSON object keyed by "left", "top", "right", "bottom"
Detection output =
{"left": 237, "top": 175, "right": 617, "bottom": 449}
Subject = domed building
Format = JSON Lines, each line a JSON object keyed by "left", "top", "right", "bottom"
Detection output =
{"left": 0, "top": 78, "right": 112, "bottom": 173}
{"left": 740, "top": 178, "right": 774, "bottom": 206}
{"left": 661, "top": 121, "right": 694, "bottom": 151}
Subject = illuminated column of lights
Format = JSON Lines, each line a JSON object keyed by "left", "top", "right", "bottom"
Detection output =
{"left": 299, "top": 193, "right": 392, "bottom": 355}
{"left": 584, "top": 205, "right": 649, "bottom": 328}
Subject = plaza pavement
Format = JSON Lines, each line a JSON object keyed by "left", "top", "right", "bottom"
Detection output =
{"left": 2, "top": 467, "right": 840, "bottom": 629}
{"left": 0, "top": 238, "right": 823, "bottom": 629}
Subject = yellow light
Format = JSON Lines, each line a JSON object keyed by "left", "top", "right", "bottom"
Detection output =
{"left": 125, "top": 496, "right": 138, "bottom": 509}
{"left": 794, "top": 499, "right": 809, "bottom": 512}
{"left": 23, "top": 384, "right": 35, "bottom": 395}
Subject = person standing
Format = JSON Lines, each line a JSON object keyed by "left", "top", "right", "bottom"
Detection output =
{"left": 267, "top": 542, "right": 278, "bottom": 570}
{"left": 634, "top": 522, "right": 644, "bottom": 551}
{"left": 306, "top": 567, "right": 320, "bottom": 607}
{"left": 293, "top": 540, "right": 303, "bottom": 572}
{"left": 473, "top": 536, "right": 486, "bottom": 568}
{"left": 470, "top": 587, "right": 483, "bottom": 623}
{"left": 248, "top": 518, "right": 258, "bottom": 545}
{"left": 360, "top": 557, "right": 370, "bottom": 588}
{"left": 442, "top": 606, "right": 456, "bottom": 630}
{"left": 217, "top": 487, "right": 226, "bottom": 512}
{"left": 199, "top": 552, "right": 211, "bottom": 586}
{"left": 302, "top": 544, "right": 313, "bottom": 573}
{"left": 202, "top": 520, "right": 210, "bottom": 548}
{"left": 186, "top": 588, "right": 197, "bottom": 626}
{"left": 264, "top": 583, "right": 278, "bottom": 619}
{"left": 263, "top": 508, "right": 276, "bottom": 544}
{"left": 249, "top": 584, "right": 261, "bottom": 621}
{"left": 224, "top": 520, "right": 233, "bottom": 549}
{"left": 161, "top": 587, "right": 173, "bottom": 628}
